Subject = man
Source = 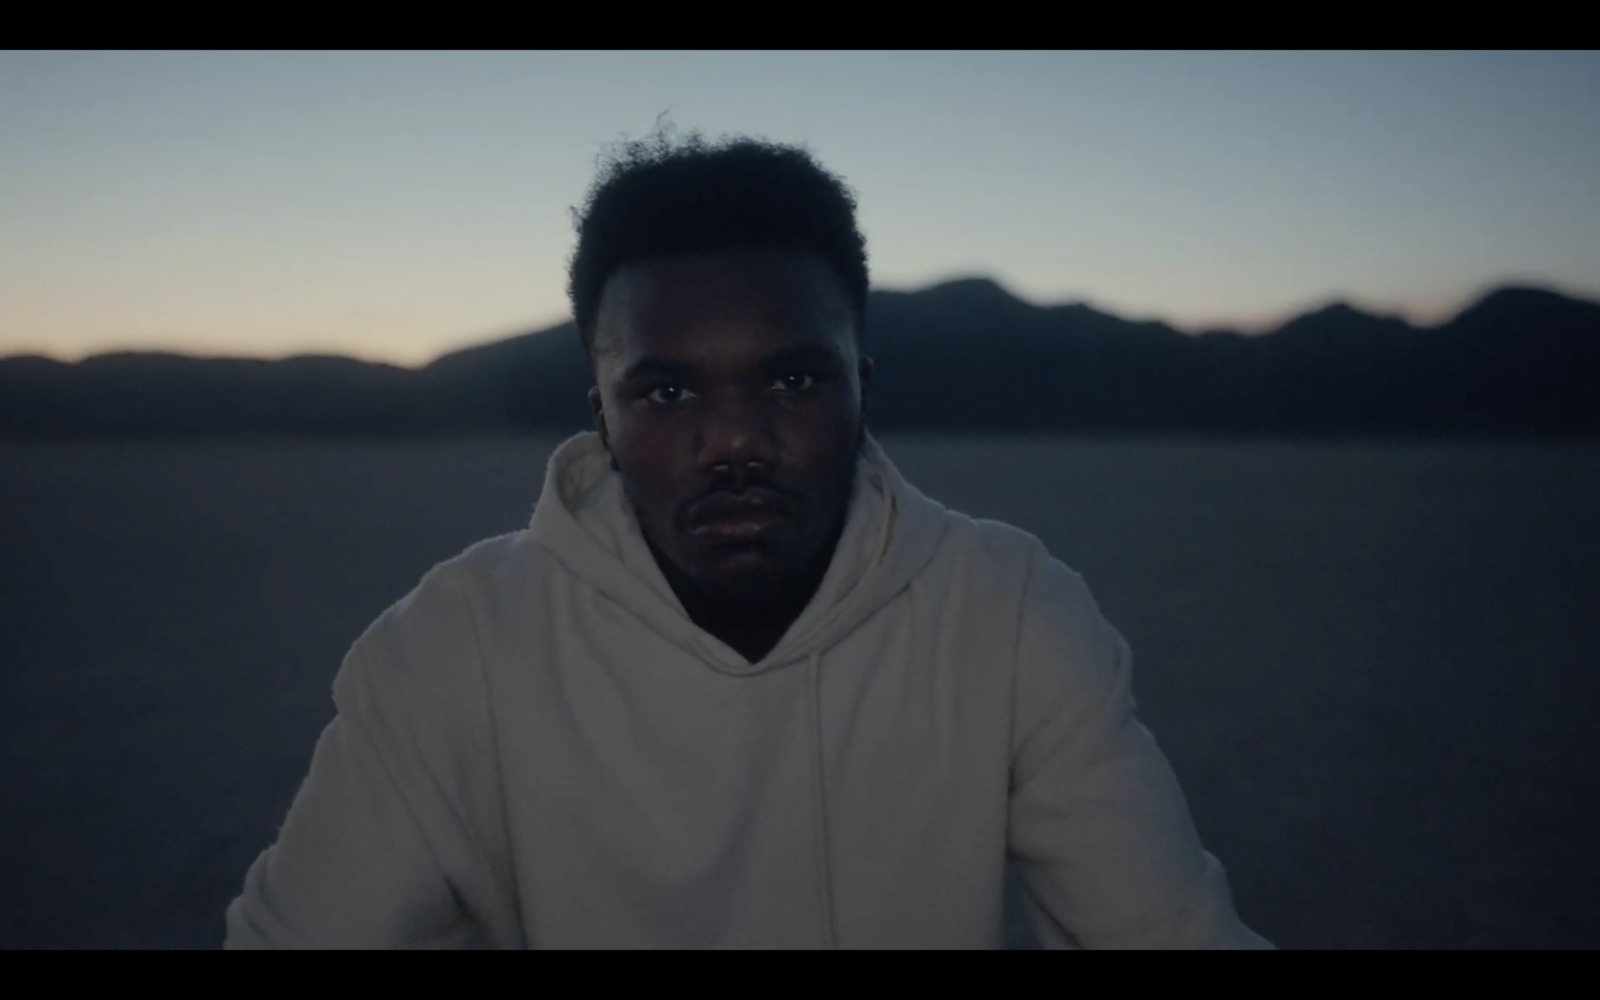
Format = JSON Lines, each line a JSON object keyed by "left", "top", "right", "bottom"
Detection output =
{"left": 225, "top": 131, "right": 1271, "bottom": 949}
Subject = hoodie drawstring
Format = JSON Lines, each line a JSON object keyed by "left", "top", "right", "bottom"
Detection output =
{"left": 807, "top": 648, "right": 837, "bottom": 948}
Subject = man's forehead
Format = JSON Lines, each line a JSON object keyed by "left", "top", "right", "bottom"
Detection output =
{"left": 593, "top": 248, "right": 855, "bottom": 361}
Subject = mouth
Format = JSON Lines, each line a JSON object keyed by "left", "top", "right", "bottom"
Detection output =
{"left": 688, "top": 511, "right": 787, "bottom": 542}
{"left": 685, "top": 490, "right": 794, "bottom": 542}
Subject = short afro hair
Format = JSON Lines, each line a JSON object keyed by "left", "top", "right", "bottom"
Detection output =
{"left": 567, "top": 127, "right": 870, "bottom": 359}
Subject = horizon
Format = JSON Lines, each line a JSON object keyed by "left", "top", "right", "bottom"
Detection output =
{"left": 4, "top": 51, "right": 1599, "bottom": 366}
{"left": 3, "top": 275, "right": 1588, "bottom": 370}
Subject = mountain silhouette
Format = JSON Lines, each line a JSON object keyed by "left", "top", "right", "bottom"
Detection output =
{"left": 2, "top": 281, "right": 1596, "bottom": 440}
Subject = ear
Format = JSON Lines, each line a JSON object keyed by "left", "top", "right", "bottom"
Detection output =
{"left": 857, "top": 355, "right": 874, "bottom": 421}
{"left": 588, "top": 385, "right": 608, "bottom": 447}
{"left": 854, "top": 355, "right": 875, "bottom": 453}
{"left": 588, "top": 385, "right": 620, "bottom": 471}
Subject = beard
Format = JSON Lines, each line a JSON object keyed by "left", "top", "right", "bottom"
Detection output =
{"left": 631, "top": 425, "right": 863, "bottom": 624}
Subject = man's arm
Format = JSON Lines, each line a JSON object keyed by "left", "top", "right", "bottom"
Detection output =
{"left": 1007, "top": 550, "right": 1272, "bottom": 950}
{"left": 225, "top": 580, "right": 496, "bottom": 949}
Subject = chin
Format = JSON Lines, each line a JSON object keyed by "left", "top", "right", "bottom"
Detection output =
{"left": 691, "top": 548, "right": 800, "bottom": 606}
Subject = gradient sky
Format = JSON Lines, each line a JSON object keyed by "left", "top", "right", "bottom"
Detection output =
{"left": 3, "top": 50, "right": 1598, "bottom": 366}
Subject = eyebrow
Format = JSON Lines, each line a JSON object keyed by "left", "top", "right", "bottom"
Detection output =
{"left": 619, "top": 344, "right": 846, "bottom": 384}
{"left": 619, "top": 357, "right": 696, "bottom": 383}
{"left": 762, "top": 344, "right": 846, "bottom": 373}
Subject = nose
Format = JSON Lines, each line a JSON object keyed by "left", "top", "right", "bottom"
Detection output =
{"left": 697, "top": 391, "right": 778, "bottom": 483}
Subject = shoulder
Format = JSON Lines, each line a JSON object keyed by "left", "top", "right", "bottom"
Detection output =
{"left": 360, "top": 532, "right": 527, "bottom": 647}
{"left": 903, "top": 502, "right": 1107, "bottom": 678}
{"left": 927, "top": 506, "right": 1091, "bottom": 611}
{"left": 335, "top": 530, "right": 544, "bottom": 719}
{"left": 920, "top": 500, "right": 1118, "bottom": 669}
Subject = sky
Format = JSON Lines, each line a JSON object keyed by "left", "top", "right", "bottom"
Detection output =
{"left": 3, "top": 50, "right": 1598, "bottom": 367}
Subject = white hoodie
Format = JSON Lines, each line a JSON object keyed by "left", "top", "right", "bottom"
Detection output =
{"left": 225, "top": 431, "right": 1271, "bottom": 949}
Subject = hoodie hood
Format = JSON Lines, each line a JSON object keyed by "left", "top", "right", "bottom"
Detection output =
{"left": 527, "top": 431, "right": 949, "bottom": 675}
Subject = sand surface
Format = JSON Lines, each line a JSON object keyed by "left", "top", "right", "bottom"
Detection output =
{"left": 3, "top": 435, "right": 1596, "bottom": 948}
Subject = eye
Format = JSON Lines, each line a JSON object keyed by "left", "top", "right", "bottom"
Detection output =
{"left": 645, "top": 384, "right": 695, "bottom": 405}
{"left": 771, "top": 372, "right": 816, "bottom": 393}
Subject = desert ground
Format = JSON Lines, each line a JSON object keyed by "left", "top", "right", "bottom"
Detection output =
{"left": 2, "top": 434, "right": 1596, "bottom": 949}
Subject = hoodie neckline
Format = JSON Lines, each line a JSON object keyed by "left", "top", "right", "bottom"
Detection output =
{"left": 526, "top": 431, "right": 949, "bottom": 676}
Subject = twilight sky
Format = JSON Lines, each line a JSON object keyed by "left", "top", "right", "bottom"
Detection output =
{"left": 3, "top": 50, "right": 1597, "bottom": 366}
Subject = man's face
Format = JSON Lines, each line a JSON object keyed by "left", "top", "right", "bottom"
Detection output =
{"left": 588, "top": 248, "right": 871, "bottom": 610}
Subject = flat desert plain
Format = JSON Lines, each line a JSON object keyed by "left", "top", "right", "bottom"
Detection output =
{"left": 2, "top": 434, "right": 1596, "bottom": 949}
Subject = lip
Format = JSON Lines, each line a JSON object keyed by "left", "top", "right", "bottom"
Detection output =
{"left": 688, "top": 511, "right": 786, "bottom": 541}
{"left": 685, "top": 490, "right": 793, "bottom": 540}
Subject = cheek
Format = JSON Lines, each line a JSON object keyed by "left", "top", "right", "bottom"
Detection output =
{"left": 610, "top": 422, "right": 689, "bottom": 503}
{"left": 780, "top": 401, "right": 858, "bottom": 459}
